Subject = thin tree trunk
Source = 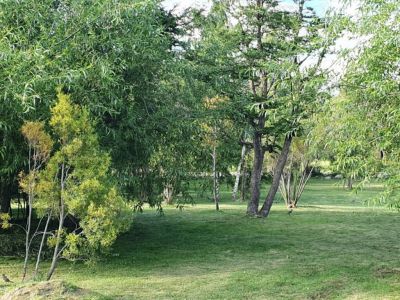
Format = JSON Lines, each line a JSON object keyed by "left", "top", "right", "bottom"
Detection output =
{"left": 34, "top": 210, "right": 52, "bottom": 278}
{"left": 22, "top": 193, "right": 32, "bottom": 281}
{"left": 347, "top": 177, "right": 353, "bottom": 190}
{"left": 22, "top": 146, "right": 34, "bottom": 281}
{"left": 259, "top": 135, "right": 293, "bottom": 217}
{"left": 286, "top": 155, "right": 292, "bottom": 207}
{"left": 47, "top": 163, "right": 66, "bottom": 281}
{"left": 47, "top": 208, "right": 63, "bottom": 281}
{"left": 247, "top": 118, "right": 265, "bottom": 216}
{"left": 279, "top": 174, "right": 288, "bottom": 207}
{"left": 232, "top": 145, "right": 247, "bottom": 201}
{"left": 241, "top": 159, "right": 247, "bottom": 202}
{"left": 293, "top": 166, "right": 313, "bottom": 207}
{"left": 212, "top": 146, "right": 220, "bottom": 211}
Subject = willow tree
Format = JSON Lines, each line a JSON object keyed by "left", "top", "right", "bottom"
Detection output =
{"left": 309, "top": 95, "right": 372, "bottom": 190}
{"left": 0, "top": 101, "right": 24, "bottom": 214}
{"left": 0, "top": 0, "right": 186, "bottom": 210}
{"left": 338, "top": 0, "right": 400, "bottom": 208}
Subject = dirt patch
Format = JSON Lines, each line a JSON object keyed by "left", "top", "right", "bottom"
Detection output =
{"left": 375, "top": 267, "right": 400, "bottom": 278}
{"left": 0, "top": 280, "right": 100, "bottom": 300}
{"left": 308, "top": 279, "right": 345, "bottom": 300}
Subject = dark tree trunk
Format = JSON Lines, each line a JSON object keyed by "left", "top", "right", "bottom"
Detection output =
{"left": 247, "top": 117, "right": 265, "bottom": 216}
{"left": 0, "top": 182, "right": 12, "bottom": 214}
{"left": 258, "top": 135, "right": 293, "bottom": 217}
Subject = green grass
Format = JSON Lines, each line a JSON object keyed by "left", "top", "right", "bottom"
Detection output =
{"left": 1, "top": 179, "right": 400, "bottom": 299}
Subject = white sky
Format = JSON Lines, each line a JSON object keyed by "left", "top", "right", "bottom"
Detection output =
{"left": 162, "top": 0, "right": 358, "bottom": 16}
{"left": 163, "top": 0, "right": 210, "bottom": 12}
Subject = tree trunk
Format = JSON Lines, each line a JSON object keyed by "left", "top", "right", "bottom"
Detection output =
{"left": 259, "top": 135, "right": 292, "bottom": 217}
{"left": 34, "top": 211, "right": 52, "bottom": 278}
{"left": 47, "top": 163, "right": 66, "bottom": 281}
{"left": 0, "top": 182, "right": 12, "bottom": 214}
{"left": 47, "top": 209, "right": 64, "bottom": 280}
{"left": 163, "top": 184, "right": 174, "bottom": 205}
{"left": 22, "top": 193, "right": 32, "bottom": 281}
{"left": 247, "top": 118, "right": 265, "bottom": 216}
{"left": 232, "top": 145, "right": 247, "bottom": 201}
{"left": 247, "top": 0, "right": 267, "bottom": 215}
{"left": 241, "top": 159, "right": 248, "bottom": 202}
{"left": 212, "top": 146, "right": 220, "bottom": 211}
{"left": 347, "top": 177, "right": 353, "bottom": 190}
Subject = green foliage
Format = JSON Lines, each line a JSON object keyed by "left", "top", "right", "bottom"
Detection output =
{"left": 21, "top": 122, "right": 53, "bottom": 161}
{"left": 37, "top": 91, "right": 132, "bottom": 262}
{"left": 190, "top": 0, "right": 337, "bottom": 152}
{"left": 19, "top": 121, "right": 53, "bottom": 203}
{"left": 0, "top": 213, "right": 11, "bottom": 229}
{"left": 0, "top": 0, "right": 190, "bottom": 206}
{"left": 309, "top": 94, "right": 374, "bottom": 183}
{"left": 336, "top": 0, "right": 400, "bottom": 207}
{"left": 188, "top": 0, "right": 340, "bottom": 216}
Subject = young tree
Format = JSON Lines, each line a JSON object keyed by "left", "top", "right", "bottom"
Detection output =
{"left": 200, "top": 96, "right": 232, "bottom": 211}
{"left": 36, "top": 91, "right": 131, "bottom": 280}
{"left": 271, "top": 138, "right": 313, "bottom": 209}
{"left": 255, "top": 0, "right": 335, "bottom": 217}
{"left": 19, "top": 122, "right": 53, "bottom": 281}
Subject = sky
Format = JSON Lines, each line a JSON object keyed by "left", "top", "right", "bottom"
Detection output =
{"left": 162, "top": 0, "right": 345, "bottom": 16}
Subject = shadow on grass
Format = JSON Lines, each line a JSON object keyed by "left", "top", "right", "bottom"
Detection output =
{"left": 3, "top": 203, "right": 398, "bottom": 299}
{"left": 79, "top": 206, "right": 400, "bottom": 279}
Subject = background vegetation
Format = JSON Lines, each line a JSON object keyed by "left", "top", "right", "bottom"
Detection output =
{"left": 1, "top": 0, "right": 400, "bottom": 298}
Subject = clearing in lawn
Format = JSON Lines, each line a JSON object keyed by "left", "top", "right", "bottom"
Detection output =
{"left": 1, "top": 180, "right": 400, "bottom": 299}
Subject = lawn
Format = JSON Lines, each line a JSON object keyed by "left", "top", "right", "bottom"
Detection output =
{"left": 1, "top": 179, "right": 400, "bottom": 299}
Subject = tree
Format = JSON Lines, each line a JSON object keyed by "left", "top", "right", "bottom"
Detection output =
{"left": 200, "top": 96, "right": 233, "bottom": 211}
{"left": 36, "top": 91, "right": 131, "bottom": 280}
{"left": 232, "top": 144, "right": 249, "bottom": 201}
{"left": 19, "top": 122, "right": 53, "bottom": 280}
{"left": 255, "top": 0, "right": 336, "bottom": 217}
{"left": 0, "top": 0, "right": 187, "bottom": 209}
{"left": 309, "top": 94, "right": 372, "bottom": 190}
{"left": 192, "top": 0, "right": 335, "bottom": 217}
{"left": 334, "top": 0, "right": 400, "bottom": 208}
{"left": 271, "top": 138, "right": 313, "bottom": 209}
{"left": 0, "top": 100, "right": 25, "bottom": 214}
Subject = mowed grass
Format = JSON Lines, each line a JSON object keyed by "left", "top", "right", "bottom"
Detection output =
{"left": 1, "top": 179, "right": 400, "bottom": 299}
